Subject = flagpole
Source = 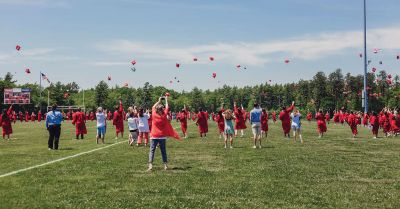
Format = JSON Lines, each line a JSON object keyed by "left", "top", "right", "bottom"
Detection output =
{"left": 363, "top": 0, "right": 368, "bottom": 113}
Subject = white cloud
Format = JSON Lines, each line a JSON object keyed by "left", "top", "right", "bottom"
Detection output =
{"left": 95, "top": 26, "right": 400, "bottom": 66}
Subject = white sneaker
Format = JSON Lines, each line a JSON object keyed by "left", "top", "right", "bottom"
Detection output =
{"left": 230, "top": 146, "right": 233, "bottom": 149}
{"left": 259, "top": 145, "right": 262, "bottom": 149}
{"left": 115, "top": 137, "right": 118, "bottom": 140}
{"left": 253, "top": 145, "right": 257, "bottom": 149}
{"left": 147, "top": 163, "right": 153, "bottom": 171}
{"left": 373, "top": 137, "right": 377, "bottom": 139}
{"left": 164, "top": 164, "right": 168, "bottom": 170}
{"left": 224, "top": 145, "right": 227, "bottom": 149}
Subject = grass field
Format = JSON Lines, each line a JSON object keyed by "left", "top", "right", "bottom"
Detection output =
{"left": 0, "top": 120, "right": 400, "bottom": 209}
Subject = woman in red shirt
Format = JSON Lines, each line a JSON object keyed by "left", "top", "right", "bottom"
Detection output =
{"left": 148, "top": 96, "right": 180, "bottom": 171}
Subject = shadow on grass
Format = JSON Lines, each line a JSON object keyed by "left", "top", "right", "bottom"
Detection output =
{"left": 171, "top": 166, "right": 192, "bottom": 171}
{"left": 59, "top": 147, "right": 74, "bottom": 150}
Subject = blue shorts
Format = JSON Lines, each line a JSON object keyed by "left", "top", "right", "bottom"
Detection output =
{"left": 97, "top": 126, "right": 106, "bottom": 136}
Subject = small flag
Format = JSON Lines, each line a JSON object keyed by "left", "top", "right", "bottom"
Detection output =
{"left": 41, "top": 73, "right": 50, "bottom": 83}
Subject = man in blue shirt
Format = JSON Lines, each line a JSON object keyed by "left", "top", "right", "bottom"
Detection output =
{"left": 250, "top": 103, "right": 262, "bottom": 148}
{"left": 46, "top": 104, "right": 63, "bottom": 150}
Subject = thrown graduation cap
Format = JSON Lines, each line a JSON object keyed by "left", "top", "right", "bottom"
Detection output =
{"left": 367, "top": 60, "right": 371, "bottom": 65}
{"left": 174, "top": 77, "right": 177, "bottom": 80}
{"left": 373, "top": 48, "right": 380, "bottom": 54}
{"left": 359, "top": 53, "right": 363, "bottom": 58}
{"left": 193, "top": 58, "right": 198, "bottom": 61}
{"left": 379, "top": 61, "right": 383, "bottom": 65}
{"left": 25, "top": 68, "right": 31, "bottom": 74}
{"left": 16, "top": 45, "right": 21, "bottom": 51}
{"left": 284, "top": 59, "right": 290, "bottom": 64}
{"left": 212, "top": 72, "right": 217, "bottom": 78}
{"left": 107, "top": 76, "right": 111, "bottom": 81}
{"left": 63, "top": 93, "right": 70, "bottom": 99}
{"left": 131, "top": 67, "right": 136, "bottom": 72}
{"left": 209, "top": 57, "right": 214, "bottom": 61}
{"left": 372, "top": 68, "right": 377, "bottom": 73}
{"left": 244, "top": 67, "right": 247, "bottom": 70}
{"left": 123, "top": 82, "right": 129, "bottom": 87}
{"left": 176, "top": 63, "right": 180, "bottom": 68}
{"left": 131, "top": 60, "right": 137, "bottom": 65}
{"left": 397, "top": 55, "right": 400, "bottom": 60}
{"left": 236, "top": 65, "right": 241, "bottom": 68}
{"left": 177, "top": 80, "right": 180, "bottom": 83}
{"left": 388, "top": 74, "right": 392, "bottom": 79}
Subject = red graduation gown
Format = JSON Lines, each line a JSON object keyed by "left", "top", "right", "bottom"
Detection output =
{"left": 72, "top": 112, "right": 87, "bottom": 135}
{"left": 279, "top": 105, "right": 294, "bottom": 135}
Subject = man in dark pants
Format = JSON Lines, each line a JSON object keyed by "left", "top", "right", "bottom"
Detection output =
{"left": 45, "top": 104, "right": 63, "bottom": 150}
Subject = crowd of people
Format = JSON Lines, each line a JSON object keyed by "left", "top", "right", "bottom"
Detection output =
{"left": 1, "top": 97, "right": 400, "bottom": 170}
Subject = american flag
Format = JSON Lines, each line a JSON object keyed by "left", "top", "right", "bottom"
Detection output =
{"left": 41, "top": 73, "right": 50, "bottom": 83}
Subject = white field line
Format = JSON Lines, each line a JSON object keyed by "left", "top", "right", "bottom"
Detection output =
{"left": 0, "top": 140, "right": 127, "bottom": 178}
{"left": 0, "top": 125, "right": 182, "bottom": 178}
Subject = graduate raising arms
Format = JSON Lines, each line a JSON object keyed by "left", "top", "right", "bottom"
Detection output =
{"left": 279, "top": 101, "right": 295, "bottom": 138}
{"left": 0, "top": 105, "right": 14, "bottom": 140}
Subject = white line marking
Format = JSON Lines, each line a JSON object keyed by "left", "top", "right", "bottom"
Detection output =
{"left": 0, "top": 140, "right": 127, "bottom": 178}
{"left": 0, "top": 125, "right": 183, "bottom": 178}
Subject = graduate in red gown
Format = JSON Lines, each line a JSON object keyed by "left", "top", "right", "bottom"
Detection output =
{"left": 369, "top": 112, "right": 379, "bottom": 139}
{"left": 66, "top": 111, "right": 71, "bottom": 120}
{"left": 347, "top": 111, "right": 358, "bottom": 138}
{"left": 233, "top": 102, "right": 247, "bottom": 137}
{"left": 356, "top": 112, "right": 362, "bottom": 125}
{"left": 214, "top": 104, "right": 225, "bottom": 139}
{"left": 12, "top": 111, "right": 17, "bottom": 124}
{"left": 24, "top": 111, "right": 29, "bottom": 122}
{"left": 177, "top": 105, "right": 189, "bottom": 138}
{"left": 315, "top": 110, "right": 327, "bottom": 138}
{"left": 107, "top": 111, "right": 112, "bottom": 120}
{"left": 325, "top": 112, "right": 331, "bottom": 124}
{"left": 279, "top": 101, "right": 295, "bottom": 138}
{"left": 0, "top": 105, "right": 13, "bottom": 139}
{"left": 31, "top": 112, "right": 36, "bottom": 122}
{"left": 272, "top": 111, "right": 277, "bottom": 123}
{"left": 333, "top": 110, "right": 340, "bottom": 125}
{"left": 261, "top": 109, "right": 269, "bottom": 138}
{"left": 113, "top": 100, "right": 124, "bottom": 139}
{"left": 382, "top": 110, "right": 391, "bottom": 137}
{"left": 339, "top": 110, "right": 345, "bottom": 125}
{"left": 19, "top": 111, "right": 23, "bottom": 123}
{"left": 390, "top": 111, "right": 400, "bottom": 136}
{"left": 306, "top": 112, "right": 312, "bottom": 123}
{"left": 37, "top": 111, "right": 42, "bottom": 122}
{"left": 362, "top": 113, "right": 369, "bottom": 127}
{"left": 72, "top": 108, "right": 87, "bottom": 139}
{"left": 89, "top": 111, "right": 95, "bottom": 121}
{"left": 196, "top": 108, "right": 208, "bottom": 137}
{"left": 191, "top": 113, "right": 197, "bottom": 121}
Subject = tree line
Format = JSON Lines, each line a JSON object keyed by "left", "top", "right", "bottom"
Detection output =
{"left": 1, "top": 69, "right": 399, "bottom": 114}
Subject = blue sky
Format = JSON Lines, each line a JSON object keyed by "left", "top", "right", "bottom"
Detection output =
{"left": 0, "top": 0, "right": 399, "bottom": 91}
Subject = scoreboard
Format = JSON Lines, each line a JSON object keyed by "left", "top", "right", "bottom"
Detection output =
{"left": 3, "top": 88, "right": 31, "bottom": 104}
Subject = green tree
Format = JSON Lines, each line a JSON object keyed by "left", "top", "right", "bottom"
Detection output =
{"left": 95, "top": 81, "right": 109, "bottom": 107}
